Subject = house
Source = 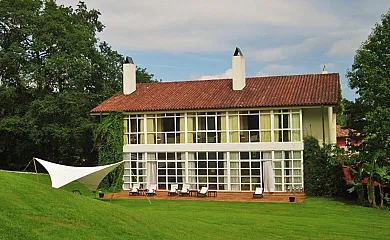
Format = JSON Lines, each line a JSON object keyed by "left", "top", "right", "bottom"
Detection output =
{"left": 91, "top": 48, "right": 340, "bottom": 193}
{"left": 336, "top": 125, "right": 361, "bottom": 151}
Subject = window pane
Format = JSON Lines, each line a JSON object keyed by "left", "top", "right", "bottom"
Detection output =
{"left": 198, "top": 161, "right": 207, "bottom": 168}
{"left": 293, "top": 151, "right": 302, "bottom": 159}
{"left": 207, "top": 132, "right": 217, "bottom": 143}
{"left": 240, "top": 115, "right": 248, "bottom": 130}
{"left": 282, "top": 114, "right": 289, "bottom": 128}
{"left": 208, "top": 161, "right": 217, "bottom": 168}
{"left": 240, "top": 152, "right": 249, "bottom": 159}
{"left": 260, "top": 114, "right": 271, "bottom": 130}
{"left": 292, "top": 114, "right": 300, "bottom": 128}
{"left": 208, "top": 152, "right": 217, "bottom": 159}
{"left": 198, "top": 152, "right": 207, "bottom": 160}
{"left": 251, "top": 152, "right": 261, "bottom": 159}
{"left": 198, "top": 117, "right": 206, "bottom": 130}
{"left": 207, "top": 117, "right": 216, "bottom": 130}
{"left": 229, "top": 114, "right": 239, "bottom": 130}
{"left": 250, "top": 131, "right": 259, "bottom": 142}
{"left": 241, "top": 162, "right": 250, "bottom": 168}
{"left": 240, "top": 131, "right": 249, "bottom": 142}
{"left": 248, "top": 115, "right": 259, "bottom": 130}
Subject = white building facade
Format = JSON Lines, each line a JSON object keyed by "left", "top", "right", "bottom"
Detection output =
{"left": 122, "top": 108, "right": 305, "bottom": 192}
{"left": 92, "top": 48, "right": 339, "bottom": 192}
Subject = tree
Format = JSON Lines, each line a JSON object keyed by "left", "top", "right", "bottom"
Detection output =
{"left": 0, "top": 0, "right": 157, "bottom": 171}
{"left": 346, "top": 10, "right": 390, "bottom": 208}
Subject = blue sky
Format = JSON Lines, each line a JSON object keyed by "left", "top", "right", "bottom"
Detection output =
{"left": 58, "top": 0, "right": 390, "bottom": 100}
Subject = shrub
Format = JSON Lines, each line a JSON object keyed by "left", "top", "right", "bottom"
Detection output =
{"left": 303, "top": 136, "right": 346, "bottom": 197}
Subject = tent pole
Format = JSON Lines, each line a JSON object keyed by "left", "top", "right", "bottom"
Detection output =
{"left": 32, "top": 157, "right": 39, "bottom": 183}
{"left": 110, "top": 163, "right": 124, "bottom": 202}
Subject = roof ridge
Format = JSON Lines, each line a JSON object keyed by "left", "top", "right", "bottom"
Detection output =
{"left": 138, "top": 73, "right": 339, "bottom": 85}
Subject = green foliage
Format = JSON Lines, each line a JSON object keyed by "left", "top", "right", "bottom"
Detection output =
{"left": 93, "top": 112, "right": 123, "bottom": 189}
{"left": 303, "top": 136, "right": 346, "bottom": 197}
{"left": 345, "top": 10, "right": 390, "bottom": 209}
{"left": 0, "top": 1, "right": 157, "bottom": 171}
{"left": 2, "top": 170, "right": 390, "bottom": 240}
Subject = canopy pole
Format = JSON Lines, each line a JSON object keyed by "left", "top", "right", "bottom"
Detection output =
{"left": 32, "top": 157, "right": 39, "bottom": 183}
{"left": 110, "top": 162, "right": 124, "bottom": 202}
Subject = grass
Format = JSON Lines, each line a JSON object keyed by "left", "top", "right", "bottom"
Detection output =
{"left": 1, "top": 170, "right": 390, "bottom": 239}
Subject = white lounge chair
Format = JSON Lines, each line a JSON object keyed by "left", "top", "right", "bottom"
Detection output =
{"left": 129, "top": 183, "right": 140, "bottom": 196}
{"left": 146, "top": 184, "right": 157, "bottom": 196}
{"left": 253, "top": 187, "right": 263, "bottom": 198}
{"left": 168, "top": 183, "right": 178, "bottom": 196}
{"left": 197, "top": 187, "right": 208, "bottom": 197}
{"left": 179, "top": 183, "right": 190, "bottom": 196}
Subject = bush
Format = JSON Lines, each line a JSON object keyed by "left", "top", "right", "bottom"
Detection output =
{"left": 303, "top": 136, "right": 346, "bottom": 197}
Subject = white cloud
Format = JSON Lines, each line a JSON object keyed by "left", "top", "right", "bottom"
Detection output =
{"left": 327, "top": 38, "right": 363, "bottom": 57}
{"left": 57, "top": 0, "right": 343, "bottom": 53}
{"left": 199, "top": 69, "right": 232, "bottom": 80}
{"left": 56, "top": 0, "right": 390, "bottom": 67}
{"left": 250, "top": 37, "right": 328, "bottom": 62}
{"left": 256, "top": 64, "right": 294, "bottom": 76}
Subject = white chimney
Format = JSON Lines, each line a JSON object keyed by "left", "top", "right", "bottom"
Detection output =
{"left": 123, "top": 56, "right": 136, "bottom": 95}
{"left": 232, "top": 47, "right": 245, "bottom": 90}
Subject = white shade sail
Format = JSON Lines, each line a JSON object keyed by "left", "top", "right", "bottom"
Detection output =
{"left": 34, "top": 158, "right": 123, "bottom": 191}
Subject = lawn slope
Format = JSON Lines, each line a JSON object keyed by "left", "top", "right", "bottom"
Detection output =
{"left": 1, "top": 170, "right": 390, "bottom": 240}
{"left": 0, "top": 170, "right": 170, "bottom": 239}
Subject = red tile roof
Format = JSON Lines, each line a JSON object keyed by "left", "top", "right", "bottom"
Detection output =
{"left": 336, "top": 125, "right": 360, "bottom": 138}
{"left": 91, "top": 73, "right": 340, "bottom": 113}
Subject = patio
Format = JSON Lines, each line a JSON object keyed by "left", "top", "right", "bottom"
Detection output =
{"left": 107, "top": 190, "right": 306, "bottom": 203}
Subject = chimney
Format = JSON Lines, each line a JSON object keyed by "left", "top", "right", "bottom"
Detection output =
{"left": 123, "top": 56, "right": 136, "bottom": 95}
{"left": 232, "top": 47, "right": 245, "bottom": 90}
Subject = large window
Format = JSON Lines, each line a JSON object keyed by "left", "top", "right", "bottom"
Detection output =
{"left": 156, "top": 152, "right": 185, "bottom": 190}
{"left": 273, "top": 151, "right": 303, "bottom": 191}
{"left": 145, "top": 113, "right": 185, "bottom": 144}
{"left": 122, "top": 153, "right": 146, "bottom": 189}
{"left": 123, "top": 109, "right": 301, "bottom": 144}
{"left": 230, "top": 152, "right": 262, "bottom": 191}
{"left": 229, "top": 111, "right": 272, "bottom": 143}
{"left": 274, "top": 110, "right": 301, "bottom": 142}
{"left": 188, "top": 152, "right": 227, "bottom": 190}
{"left": 123, "top": 115, "right": 144, "bottom": 144}
{"left": 123, "top": 150, "right": 304, "bottom": 192}
{"left": 187, "top": 112, "right": 226, "bottom": 143}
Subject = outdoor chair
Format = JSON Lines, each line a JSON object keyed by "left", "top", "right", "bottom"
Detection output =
{"left": 253, "top": 187, "right": 263, "bottom": 198}
{"left": 129, "top": 183, "right": 140, "bottom": 196}
{"left": 179, "top": 183, "right": 190, "bottom": 196}
{"left": 168, "top": 183, "right": 178, "bottom": 196}
{"left": 197, "top": 187, "right": 208, "bottom": 197}
{"left": 146, "top": 184, "right": 157, "bottom": 196}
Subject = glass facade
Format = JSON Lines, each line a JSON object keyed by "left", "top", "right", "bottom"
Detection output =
{"left": 123, "top": 151, "right": 303, "bottom": 192}
{"left": 122, "top": 108, "right": 304, "bottom": 192}
{"left": 123, "top": 109, "right": 302, "bottom": 144}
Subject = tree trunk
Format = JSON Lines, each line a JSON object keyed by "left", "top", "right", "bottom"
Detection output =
{"left": 379, "top": 184, "right": 384, "bottom": 209}
{"left": 367, "top": 180, "right": 377, "bottom": 208}
{"left": 357, "top": 185, "right": 365, "bottom": 205}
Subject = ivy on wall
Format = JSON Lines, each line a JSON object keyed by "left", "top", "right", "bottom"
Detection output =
{"left": 94, "top": 111, "right": 124, "bottom": 190}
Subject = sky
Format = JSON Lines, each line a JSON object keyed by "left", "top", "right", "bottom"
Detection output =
{"left": 57, "top": 0, "right": 390, "bottom": 101}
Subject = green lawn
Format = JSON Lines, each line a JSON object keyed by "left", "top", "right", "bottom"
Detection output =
{"left": 1, "top": 170, "right": 389, "bottom": 239}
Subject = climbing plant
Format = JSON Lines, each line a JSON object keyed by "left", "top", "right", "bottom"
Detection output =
{"left": 94, "top": 111, "right": 124, "bottom": 190}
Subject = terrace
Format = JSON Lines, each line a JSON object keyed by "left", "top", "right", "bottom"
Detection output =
{"left": 108, "top": 190, "right": 306, "bottom": 203}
